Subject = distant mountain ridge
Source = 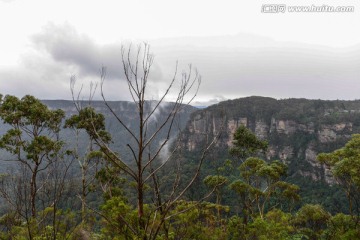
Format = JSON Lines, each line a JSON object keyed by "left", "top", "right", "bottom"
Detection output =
{"left": 2, "top": 96, "right": 360, "bottom": 184}
{"left": 181, "top": 96, "right": 360, "bottom": 184}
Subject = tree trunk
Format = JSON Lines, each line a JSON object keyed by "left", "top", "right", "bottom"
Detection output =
{"left": 30, "top": 165, "right": 39, "bottom": 218}
{"left": 137, "top": 182, "right": 146, "bottom": 239}
{"left": 81, "top": 166, "right": 86, "bottom": 225}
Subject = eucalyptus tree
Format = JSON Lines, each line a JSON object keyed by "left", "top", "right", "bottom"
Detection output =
{"left": 0, "top": 95, "right": 69, "bottom": 238}
{"left": 229, "top": 125, "right": 268, "bottom": 161}
{"left": 228, "top": 126, "right": 299, "bottom": 223}
{"left": 318, "top": 134, "right": 360, "bottom": 218}
{"left": 64, "top": 105, "right": 111, "bottom": 225}
{"left": 230, "top": 158, "right": 299, "bottom": 220}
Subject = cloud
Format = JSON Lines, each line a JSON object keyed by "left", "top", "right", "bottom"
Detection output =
{"left": 1, "top": 23, "right": 168, "bottom": 100}
{"left": 32, "top": 23, "right": 122, "bottom": 80}
{"left": 31, "top": 23, "right": 165, "bottom": 81}
{"left": 0, "top": 49, "right": 74, "bottom": 99}
{"left": 150, "top": 36, "right": 360, "bottom": 102}
{"left": 1, "top": 26, "right": 359, "bottom": 104}
{"left": 22, "top": 23, "right": 168, "bottom": 101}
{"left": 192, "top": 95, "right": 228, "bottom": 107}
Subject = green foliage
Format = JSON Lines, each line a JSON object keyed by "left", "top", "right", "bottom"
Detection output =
{"left": 65, "top": 106, "right": 111, "bottom": 143}
{"left": 100, "top": 197, "right": 135, "bottom": 239}
{"left": 323, "top": 213, "right": 360, "bottom": 239}
{"left": 167, "top": 201, "right": 229, "bottom": 240}
{"left": 246, "top": 209, "right": 295, "bottom": 240}
{"left": 96, "top": 166, "right": 127, "bottom": 201}
{"left": 229, "top": 125, "right": 268, "bottom": 160}
{"left": 0, "top": 95, "right": 65, "bottom": 160}
{"left": 0, "top": 95, "right": 64, "bottom": 130}
{"left": 226, "top": 215, "right": 246, "bottom": 240}
{"left": 203, "top": 175, "right": 228, "bottom": 188}
{"left": 0, "top": 208, "right": 77, "bottom": 240}
{"left": 293, "top": 204, "right": 331, "bottom": 239}
{"left": 230, "top": 156, "right": 299, "bottom": 221}
{"left": 318, "top": 134, "right": 360, "bottom": 215}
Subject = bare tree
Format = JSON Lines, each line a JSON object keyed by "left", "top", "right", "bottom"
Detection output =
{"left": 71, "top": 43, "right": 221, "bottom": 239}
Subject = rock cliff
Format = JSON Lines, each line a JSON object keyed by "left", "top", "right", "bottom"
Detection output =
{"left": 182, "top": 96, "right": 360, "bottom": 184}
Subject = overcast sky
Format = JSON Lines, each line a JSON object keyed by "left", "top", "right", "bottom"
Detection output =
{"left": 0, "top": 0, "right": 359, "bottom": 105}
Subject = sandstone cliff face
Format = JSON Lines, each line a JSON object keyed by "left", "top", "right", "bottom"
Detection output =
{"left": 272, "top": 119, "right": 297, "bottom": 135}
{"left": 317, "top": 123, "right": 352, "bottom": 143}
{"left": 182, "top": 97, "right": 360, "bottom": 184}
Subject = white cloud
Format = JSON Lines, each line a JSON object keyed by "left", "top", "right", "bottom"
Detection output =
{"left": 1, "top": 23, "right": 359, "bottom": 105}
{"left": 151, "top": 36, "right": 360, "bottom": 102}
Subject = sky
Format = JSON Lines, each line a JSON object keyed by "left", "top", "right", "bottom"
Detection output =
{"left": 0, "top": 0, "right": 359, "bottom": 105}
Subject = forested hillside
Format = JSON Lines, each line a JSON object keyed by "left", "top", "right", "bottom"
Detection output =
{"left": 182, "top": 96, "right": 360, "bottom": 212}
{"left": 0, "top": 94, "right": 360, "bottom": 239}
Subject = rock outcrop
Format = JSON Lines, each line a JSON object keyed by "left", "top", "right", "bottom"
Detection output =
{"left": 182, "top": 97, "right": 360, "bottom": 184}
